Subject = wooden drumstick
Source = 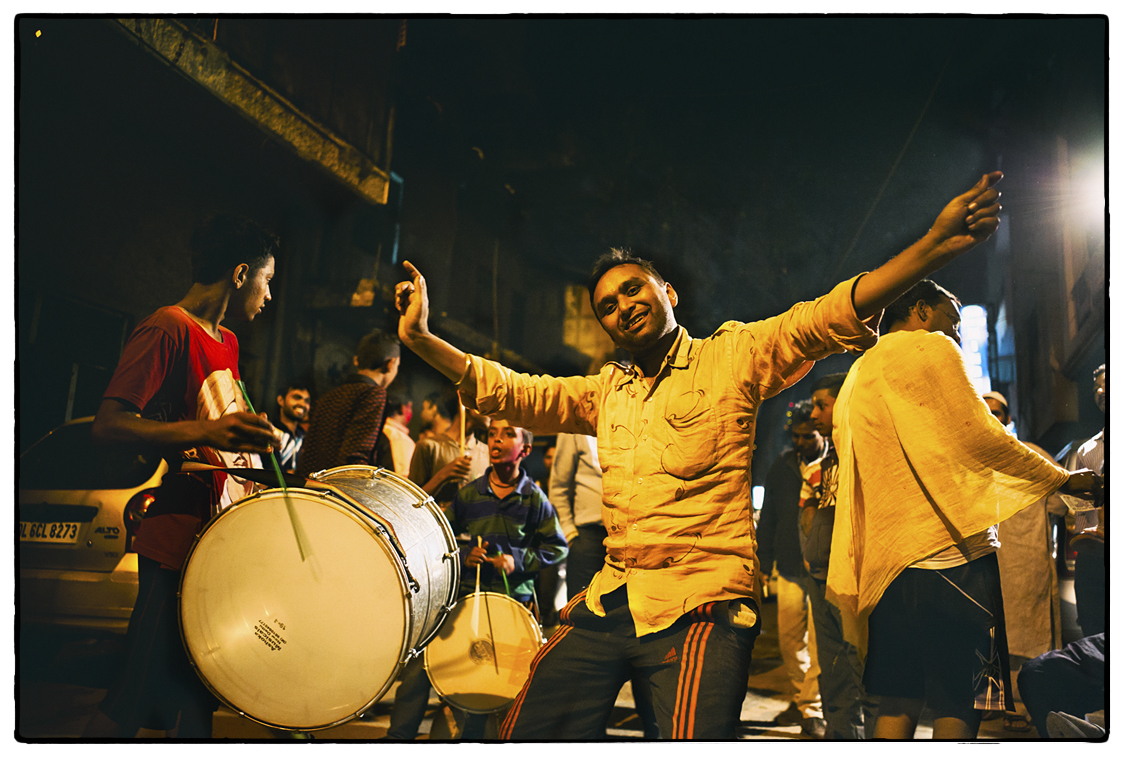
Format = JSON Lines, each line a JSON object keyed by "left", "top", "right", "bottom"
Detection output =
{"left": 459, "top": 402, "right": 466, "bottom": 456}
{"left": 478, "top": 536, "right": 500, "bottom": 675}
{"left": 472, "top": 536, "right": 482, "bottom": 635}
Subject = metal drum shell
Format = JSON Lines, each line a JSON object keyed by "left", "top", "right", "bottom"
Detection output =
{"left": 313, "top": 466, "right": 460, "bottom": 651}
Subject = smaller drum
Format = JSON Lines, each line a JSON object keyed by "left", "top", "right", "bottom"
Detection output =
{"left": 424, "top": 592, "right": 544, "bottom": 714}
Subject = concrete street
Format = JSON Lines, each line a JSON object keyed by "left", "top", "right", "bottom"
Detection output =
{"left": 16, "top": 584, "right": 1057, "bottom": 742}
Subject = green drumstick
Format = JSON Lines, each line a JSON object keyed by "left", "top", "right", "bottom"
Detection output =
{"left": 237, "top": 380, "right": 313, "bottom": 563}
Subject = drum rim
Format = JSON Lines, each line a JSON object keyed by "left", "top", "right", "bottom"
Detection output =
{"left": 177, "top": 487, "right": 414, "bottom": 731}
{"left": 423, "top": 591, "right": 544, "bottom": 715}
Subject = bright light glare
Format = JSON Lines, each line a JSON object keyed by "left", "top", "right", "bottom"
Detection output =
{"left": 1075, "top": 163, "right": 1105, "bottom": 226}
{"left": 752, "top": 486, "right": 764, "bottom": 511}
{"left": 960, "top": 305, "right": 991, "bottom": 394}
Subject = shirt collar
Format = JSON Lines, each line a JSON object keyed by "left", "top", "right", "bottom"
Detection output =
{"left": 665, "top": 326, "right": 692, "bottom": 369}
{"left": 612, "top": 326, "right": 692, "bottom": 390}
{"left": 481, "top": 465, "right": 535, "bottom": 498}
{"left": 345, "top": 372, "right": 379, "bottom": 386}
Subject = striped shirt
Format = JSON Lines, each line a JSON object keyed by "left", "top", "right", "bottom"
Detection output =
{"left": 447, "top": 467, "right": 568, "bottom": 601}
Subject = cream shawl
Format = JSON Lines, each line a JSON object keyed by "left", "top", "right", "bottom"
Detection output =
{"left": 826, "top": 330, "right": 1070, "bottom": 658}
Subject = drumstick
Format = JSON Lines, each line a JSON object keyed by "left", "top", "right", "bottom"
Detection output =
{"left": 471, "top": 537, "right": 482, "bottom": 635}
{"left": 478, "top": 536, "right": 500, "bottom": 675}
{"left": 237, "top": 380, "right": 314, "bottom": 563}
{"left": 459, "top": 402, "right": 466, "bottom": 456}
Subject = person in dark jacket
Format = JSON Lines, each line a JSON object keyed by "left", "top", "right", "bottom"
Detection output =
{"left": 298, "top": 329, "right": 399, "bottom": 476}
{"left": 756, "top": 400, "right": 827, "bottom": 737}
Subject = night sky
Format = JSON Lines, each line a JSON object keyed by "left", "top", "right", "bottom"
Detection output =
{"left": 394, "top": 15, "right": 1105, "bottom": 338}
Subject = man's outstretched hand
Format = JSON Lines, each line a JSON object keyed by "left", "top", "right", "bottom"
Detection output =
{"left": 392, "top": 261, "right": 478, "bottom": 390}
{"left": 852, "top": 171, "right": 1004, "bottom": 320}
{"left": 395, "top": 260, "right": 430, "bottom": 345}
{"left": 927, "top": 171, "right": 1003, "bottom": 260}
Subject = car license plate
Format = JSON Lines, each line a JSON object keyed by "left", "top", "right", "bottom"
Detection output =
{"left": 19, "top": 521, "right": 82, "bottom": 544}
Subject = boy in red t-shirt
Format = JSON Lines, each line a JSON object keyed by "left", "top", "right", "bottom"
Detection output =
{"left": 83, "top": 213, "right": 282, "bottom": 739}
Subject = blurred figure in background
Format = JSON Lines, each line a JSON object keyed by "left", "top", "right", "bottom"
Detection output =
{"left": 298, "top": 329, "right": 400, "bottom": 477}
{"left": 756, "top": 400, "right": 826, "bottom": 737}
{"left": 380, "top": 392, "right": 416, "bottom": 477}
{"left": 798, "top": 373, "right": 873, "bottom": 739}
{"left": 407, "top": 386, "right": 490, "bottom": 508}
{"left": 273, "top": 382, "right": 310, "bottom": 474}
{"left": 983, "top": 394, "right": 1065, "bottom": 656}
{"left": 1064, "top": 364, "right": 1105, "bottom": 639}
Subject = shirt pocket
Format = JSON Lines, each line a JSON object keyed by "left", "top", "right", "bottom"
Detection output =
{"left": 659, "top": 389, "right": 720, "bottom": 481}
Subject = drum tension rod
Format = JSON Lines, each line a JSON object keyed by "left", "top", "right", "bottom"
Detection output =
{"left": 369, "top": 520, "right": 423, "bottom": 593}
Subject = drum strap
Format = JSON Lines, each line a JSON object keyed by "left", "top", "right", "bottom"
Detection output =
{"left": 179, "top": 461, "right": 330, "bottom": 490}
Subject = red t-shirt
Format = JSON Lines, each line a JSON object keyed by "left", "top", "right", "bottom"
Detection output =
{"left": 103, "top": 306, "right": 262, "bottom": 568}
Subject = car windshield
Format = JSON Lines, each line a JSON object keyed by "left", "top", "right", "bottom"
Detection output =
{"left": 19, "top": 420, "right": 163, "bottom": 491}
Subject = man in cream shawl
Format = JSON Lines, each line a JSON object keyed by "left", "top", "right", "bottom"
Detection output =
{"left": 827, "top": 280, "right": 1101, "bottom": 740}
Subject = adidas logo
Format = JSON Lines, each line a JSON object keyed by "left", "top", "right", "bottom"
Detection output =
{"left": 661, "top": 647, "right": 678, "bottom": 664}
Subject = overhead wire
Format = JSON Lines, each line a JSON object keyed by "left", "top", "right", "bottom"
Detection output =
{"left": 826, "top": 52, "right": 953, "bottom": 287}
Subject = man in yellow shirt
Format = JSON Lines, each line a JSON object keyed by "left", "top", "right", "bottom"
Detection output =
{"left": 827, "top": 280, "right": 1101, "bottom": 739}
{"left": 396, "top": 174, "right": 1005, "bottom": 739}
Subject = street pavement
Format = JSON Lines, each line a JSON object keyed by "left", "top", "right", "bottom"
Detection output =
{"left": 15, "top": 590, "right": 1048, "bottom": 742}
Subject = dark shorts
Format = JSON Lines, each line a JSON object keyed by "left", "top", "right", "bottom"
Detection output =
{"left": 864, "top": 552, "right": 1014, "bottom": 719}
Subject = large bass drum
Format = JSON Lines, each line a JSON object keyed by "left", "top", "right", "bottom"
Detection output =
{"left": 179, "top": 465, "right": 459, "bottom": 731}
{"left": 424, "top": 592, "right": 544, "bottom": 714}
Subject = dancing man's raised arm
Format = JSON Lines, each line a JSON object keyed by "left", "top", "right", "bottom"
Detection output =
{"left": 395, "top": 260, "right": 478, "bottom": 400}
{"left": 852, "top": 171, "right": 1003, "bottom": 320}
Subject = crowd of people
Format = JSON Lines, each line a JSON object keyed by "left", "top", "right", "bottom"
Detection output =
{"left": 80, "top": 169, "right": 1104, "bottom": 741}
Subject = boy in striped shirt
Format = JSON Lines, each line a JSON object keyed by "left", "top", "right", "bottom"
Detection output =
{"left": 449, "top": 419, "right": 568, "bottom": 602}
{"left": 386, "top": 419, "right": 566, "bottom": 739}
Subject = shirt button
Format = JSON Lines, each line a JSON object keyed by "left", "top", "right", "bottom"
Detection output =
{"left": 637, "top": 478, "right": 643, "bottom": 484}
{"left": 632, "top": 523, "right": 638, "bottom": 530}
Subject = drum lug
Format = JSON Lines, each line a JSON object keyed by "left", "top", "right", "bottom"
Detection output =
{"left": 442, "top": 551, "right": 459, "bottom": 561}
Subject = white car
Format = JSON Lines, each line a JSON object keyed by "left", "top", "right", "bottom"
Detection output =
{"left": 19, "top": 417, "right": 167, "bottom": 634}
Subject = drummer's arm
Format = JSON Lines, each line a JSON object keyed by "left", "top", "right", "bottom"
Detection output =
{"left": 93, "top": 398, "right": 279, "bottom": 453}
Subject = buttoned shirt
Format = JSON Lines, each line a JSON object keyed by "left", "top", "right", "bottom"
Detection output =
{"left": 463, "top": 276, "right": 877, "bottom": 636}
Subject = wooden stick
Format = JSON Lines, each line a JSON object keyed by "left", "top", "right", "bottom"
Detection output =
{"left": 459, "top": 401, "right": 466, "bottom": 456}
{"left": 237, "top": 380, "right": 313, "bottom": 563}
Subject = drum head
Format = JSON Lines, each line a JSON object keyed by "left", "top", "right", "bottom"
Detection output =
{"left": 424, "top": 592, "right": 543, "bottom": 714}
{"left": 180, "top": 490, "right": 409, "bottom": 730}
